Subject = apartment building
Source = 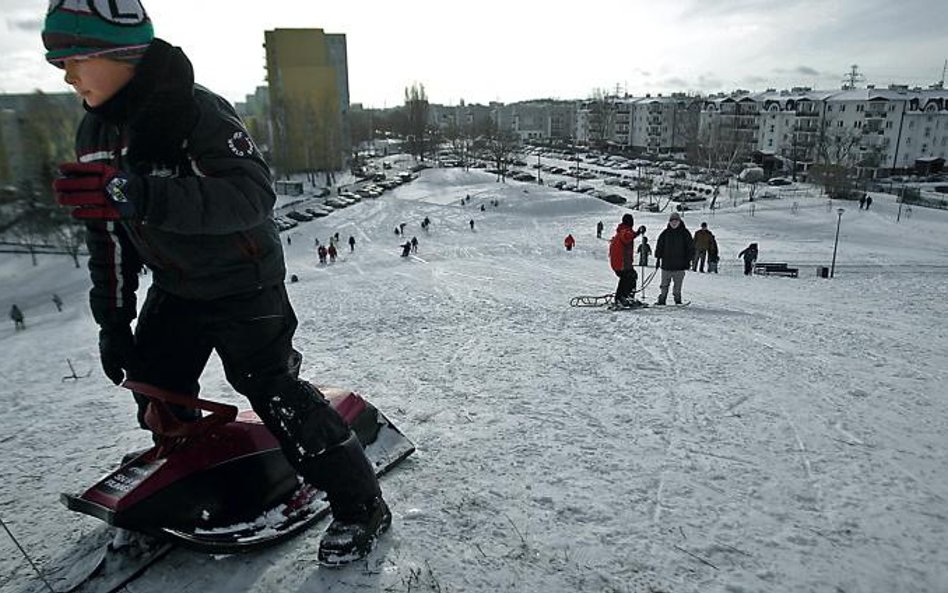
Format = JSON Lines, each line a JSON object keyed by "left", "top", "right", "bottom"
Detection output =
{"left": 264, "top": 28, "right": 350, "bottom": 173}
{"left": 699, "top": 86, "right": 948, "bottom": 174}
{"left": 630, "top": 95, "right": 700, "bottom": 154}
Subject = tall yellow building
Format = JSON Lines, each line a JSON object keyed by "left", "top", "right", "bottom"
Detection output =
{"left": 264, "top": 28, "right": 350, "bottom": 174}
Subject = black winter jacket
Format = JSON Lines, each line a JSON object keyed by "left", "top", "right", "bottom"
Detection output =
{"left": 655, "top": 222, "right": 695, "bottom": 271}
{"left": 74, "top": 40, "right": 284, "bottom": 328}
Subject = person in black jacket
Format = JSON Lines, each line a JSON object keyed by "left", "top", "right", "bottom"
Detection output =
{"left": 44, "top": 2, "right": 387, "bottom": 566}
{"left": 654, "top": 212, "right": 695, "bottom": 305}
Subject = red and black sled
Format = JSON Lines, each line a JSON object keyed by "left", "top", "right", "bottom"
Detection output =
{"left": 62, "top": 381, "right": 414, "bottom": 554}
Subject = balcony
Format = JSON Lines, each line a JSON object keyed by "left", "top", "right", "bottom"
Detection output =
{"left": 865, "top": 111, "right": 886, "bottom": 119}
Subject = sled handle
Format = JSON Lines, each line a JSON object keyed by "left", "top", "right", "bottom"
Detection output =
{"left": 122, "top": 380, "right": 238, "bottom": 437}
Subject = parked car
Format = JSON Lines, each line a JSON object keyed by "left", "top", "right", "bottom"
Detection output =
{"left": 767, "top": 177, "right": 793, "bottom": 186}
{"left": 304, "top": 207, "right": 330, "bottom": 218}
{"left": 598, "top": 193, "right": 627, "bottom": 205}
{"left": 285, "top": 210, "right": 314, "bottom": 222}
{"left": 273, "top": 216, "right": 297, "bottom": 231}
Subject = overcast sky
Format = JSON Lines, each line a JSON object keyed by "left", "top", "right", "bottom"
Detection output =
{"left": 2, "top": 0, "right": 946, "bottom": 108}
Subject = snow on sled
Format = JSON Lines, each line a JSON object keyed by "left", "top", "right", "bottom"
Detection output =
{"left": 20, "top": 381, "right": 414, "bottom": 593}
{"left": 62, "top": 381, "right": 414, "bottom": 554}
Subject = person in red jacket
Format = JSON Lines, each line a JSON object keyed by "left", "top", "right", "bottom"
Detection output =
{"left": 608, "top": 214, "right": 645, "bottom": 308}
{"left": 564, "top": 234, "right": 575, "bottom": 251}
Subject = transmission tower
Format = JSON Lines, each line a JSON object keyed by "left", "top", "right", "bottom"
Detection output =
{"left": 842, "top": 64, "right": 865, "bottom": 90}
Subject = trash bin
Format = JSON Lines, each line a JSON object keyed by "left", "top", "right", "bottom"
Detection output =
{"left": 816, "top": 266, "right": 829, "bottom": 278}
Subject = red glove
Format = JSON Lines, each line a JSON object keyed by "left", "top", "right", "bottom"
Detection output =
{"left": 54, "top": 163, "right": 140, "bottom": 220}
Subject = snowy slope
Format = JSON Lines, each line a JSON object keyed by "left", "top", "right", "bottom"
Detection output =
{"left": 2, "top": 168, "right": 947, "bottom": 593}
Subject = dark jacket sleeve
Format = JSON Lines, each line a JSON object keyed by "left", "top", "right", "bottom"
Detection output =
{"left": 139, "top": 92, "right": 276, "bottom": 236}
{"left": 85, "top": 220, "right": 143, "bottom": 328}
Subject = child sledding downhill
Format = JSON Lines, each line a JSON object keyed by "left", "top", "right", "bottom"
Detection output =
{"left": 44, "top": 0, "right": 389, "bottom": 566}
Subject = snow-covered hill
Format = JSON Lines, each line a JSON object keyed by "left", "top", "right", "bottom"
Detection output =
{"left": 2, "top": 168, "right": 947, "bottom": 593}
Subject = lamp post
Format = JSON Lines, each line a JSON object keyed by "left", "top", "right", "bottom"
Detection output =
{"left": 897, "top": 184, "right": 905, "bottom": 222}
{"left": 830, "top": 207, "right": 845, "bottom": 278}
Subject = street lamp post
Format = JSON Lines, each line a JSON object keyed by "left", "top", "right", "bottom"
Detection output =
{"left": 830, "top": 208, "right": 845, "bottom": 278}
{"left": 897, "top": 184, "right": 905, "bottom": 222}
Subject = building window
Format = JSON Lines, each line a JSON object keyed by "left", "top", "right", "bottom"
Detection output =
{"left": 838, "top": 121, "right": 844, "bottom": 127}
{"left": 886, "top": 121, "right": 893, "bottom": 129}
{"left": 840, "top": 105, "right": 846, "bottom": 112}
{"left": 828, "top": 105, "right": 833, "bottom": 112}
{"left": 889, "top": 104, "right": 895, "bottom": 111}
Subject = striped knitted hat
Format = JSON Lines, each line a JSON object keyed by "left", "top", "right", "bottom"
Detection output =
{"left": 43, "top": 0, "right": 154, "bottom": 67}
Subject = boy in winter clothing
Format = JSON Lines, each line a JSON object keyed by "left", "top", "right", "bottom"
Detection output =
{"left": 608, "top": 213, "right": 645, "bottom": 307}
{"left": 738, "top": 243, "right": 758, "bottom": 275}
{"left": 654, "top": 212, "right": 695, "bottom": 305}
{"left": 564, "top": 234, "right": 575, "bottom": 251}
{"left": 44, "top": 1, "right": 388, "bottom": 566}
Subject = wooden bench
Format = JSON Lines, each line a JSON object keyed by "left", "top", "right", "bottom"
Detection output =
{"left": 753, "top": 262, "right": 799, "bottom": 278}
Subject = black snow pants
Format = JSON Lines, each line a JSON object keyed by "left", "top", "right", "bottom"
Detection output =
{"left": 128, "top": 283, "right": 380, "bottom": 516}
{"left": 614, "top": 268, "right": 638, "bottom": 303}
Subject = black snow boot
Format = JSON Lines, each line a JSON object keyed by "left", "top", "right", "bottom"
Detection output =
{"left": 307, "top": 432, "right": 391, "bottom": 566}
{"left": 318, "top": 495, "right": 392, "bottom": 566}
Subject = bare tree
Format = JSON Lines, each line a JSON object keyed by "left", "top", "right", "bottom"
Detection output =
{"left": 444, "top": 120, "right": 473, "bottom": 170}
{"left": 404, "top": 83, "right": 432, "bottom": 161}
{"left": 482, "top": 122, "right": 518, "bottom": 183}
{"left": 586, "top": 89, "right": 616, "bottom": 148}
{"left": 690, "top": 118, "right": 742, "bottom": 210}
{"left": 811, "top": 117, "right": 863, "bottom": 198}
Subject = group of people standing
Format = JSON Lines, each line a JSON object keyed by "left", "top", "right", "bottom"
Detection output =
{"left": 610, "top": 212, "right": 773, "bottom": 305}
{"left": 608, "top": 212, "right": 697, "bottom": 306}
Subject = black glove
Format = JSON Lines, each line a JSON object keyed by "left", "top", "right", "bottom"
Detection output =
{"left": 98, "top": 325, "right": 138, "bottom": 385}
